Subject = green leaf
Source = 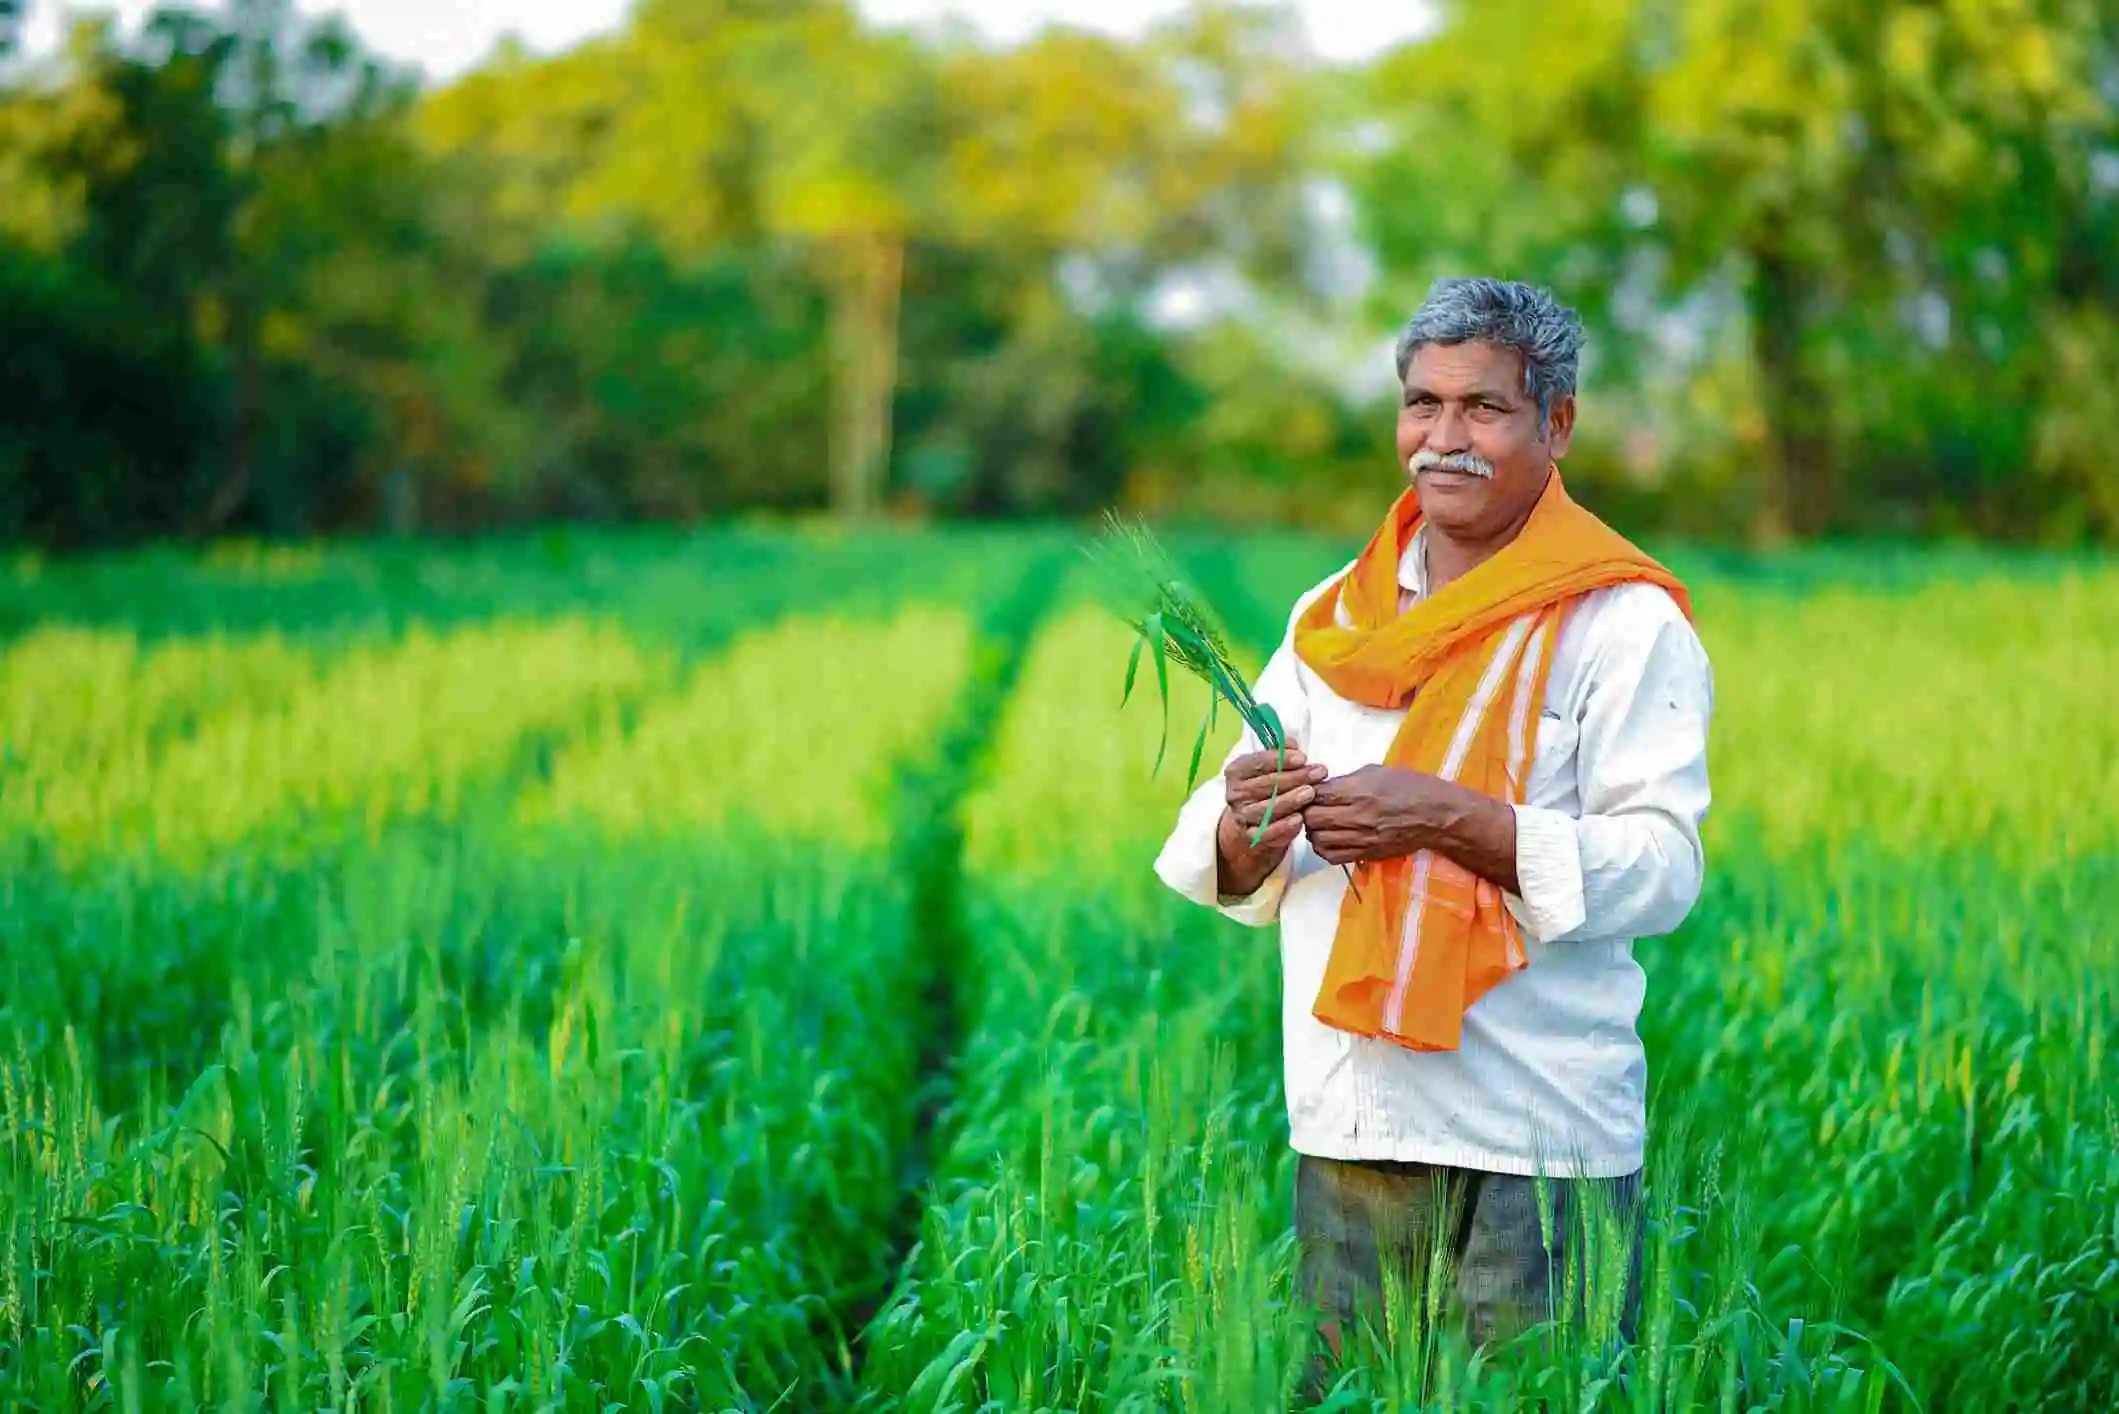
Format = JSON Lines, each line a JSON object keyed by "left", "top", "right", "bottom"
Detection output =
{"left": 905, "top": 1326, "right": 991, "bottom": 1410}
{"left": 1186, "top": 706, "right": 1212, "bottom": 791}
{"left": 1250, "top": 736, "right": 1285, "bottom": 845}
{"left": 1149, "top": 611, "right": 1171, "bottom": 776}
{"left": 1163, "top": 616, "right": 1218, "bottom": 683}
{"left": 172, "top": 1062, "right": 228, "bottom": 1134}
{"left": 1251, "top": 772, "right": 1279, "bottom": 845}
{"left": 1200, "top": 654, "right": 1243, "bottom": 712}
{"left": 1122, "top": 626, "right": 1145, "bottom": 707}
{"left": 1203, "top": 657, "right": 1268, "bottom": 744}
{"left": 1255, "top": 703, "right": 1285, "bottom": 752}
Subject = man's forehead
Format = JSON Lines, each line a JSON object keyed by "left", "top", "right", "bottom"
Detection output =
{"left": 1403, "top": 340, "right": 1525, "bottom": 390}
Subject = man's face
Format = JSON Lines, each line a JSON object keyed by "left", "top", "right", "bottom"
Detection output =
{"left": 1394, "top": 340, "right": 1573, "bottom": 539}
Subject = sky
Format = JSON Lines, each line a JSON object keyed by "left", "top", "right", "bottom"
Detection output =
{"left": 15, "top": 1, "right": 1433, "bottom": 83}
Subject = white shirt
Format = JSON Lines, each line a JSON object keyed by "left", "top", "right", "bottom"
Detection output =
{"left": 1152, "top": 530, "right": 1716, "bottom": 1178}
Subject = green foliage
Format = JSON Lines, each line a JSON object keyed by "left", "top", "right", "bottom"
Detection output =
{"left": 875, "top": 527, "right": 2119, "bottom": 1411}
{"left": 1, "top": 0, "right": 2116, "bottom": 546}
{"left": 1350, "top": 0, "right": 2119, "bottom": 544}
{"left": 0, "top": 526, "right": 1049, "bottom": 1409}
{"left": 1086, "top": 511, "right": 1281, "bottom": 787}
{"left": 0, "top": 242, "right": 227, "bottom": 545}
{"left": 0, "top": 527, "right": 2116, "bottom": 1409}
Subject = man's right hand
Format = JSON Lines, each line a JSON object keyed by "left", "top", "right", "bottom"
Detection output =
{"left": 1216, "top": 746, "right": 1328, "bottom": 897}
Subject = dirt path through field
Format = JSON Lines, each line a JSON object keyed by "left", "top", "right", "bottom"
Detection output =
{"left": 843, "top": 550, "right": 1064, "bottom": 1382}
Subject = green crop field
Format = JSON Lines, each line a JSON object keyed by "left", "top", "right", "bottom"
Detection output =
{"left": 0, "top": 527, "right": 2113, "bottom": 1412}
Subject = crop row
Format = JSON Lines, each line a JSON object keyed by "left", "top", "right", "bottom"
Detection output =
{"left": 847, "top": 552, "right": 2119, "bottom": 1411}
{"left": 2, "top": 538, "right": 2114, "bottom": 1411}
{"left": 0, "top": 551, "right": 1044, "bottom": 1409}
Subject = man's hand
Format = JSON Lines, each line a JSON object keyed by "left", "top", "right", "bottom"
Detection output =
{"left": 1307, "top": 764, "right": 1522, "bottom": 894}
{"left": 1303, "top": 764, "right": 1435, "bottom": 866}
{"left": 1216, "top": 746, "right": 1327, "bottom": 897}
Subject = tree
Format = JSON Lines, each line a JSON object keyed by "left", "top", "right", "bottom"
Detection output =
{"left": 417, "top": 0, "right": 909, "bottom": 518}
{"left": 734, "top": 5, "right": 933, "bottom": 521}
{"left": 1350, "top": 0, "right": 2113, "bottom": 542}
{"left": 131, "top": 2, "right": 424, "bottom": 530}
{"left": 0, "top": 2, "right": 517, "bottom": 542}
{"left": 416, "top": 0, "right": 1325, "bottom": 524}
{"left": 0, "top": 11, "right": 242, "bottom": 541}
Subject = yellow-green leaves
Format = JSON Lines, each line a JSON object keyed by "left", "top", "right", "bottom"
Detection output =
{"left": 7, "top": 619, "right": 661, "bottom": 867}
{"left": 519, "top": 608, "right": 973, "bottom": 849}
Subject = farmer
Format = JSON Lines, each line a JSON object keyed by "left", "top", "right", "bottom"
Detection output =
{"left": 1153, "top": 277, "right": 1714, "bottom": 1384}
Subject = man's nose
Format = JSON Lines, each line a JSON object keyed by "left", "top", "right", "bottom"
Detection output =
{"left": 1428, "top": 403, "right": 1471, "bottom": 452}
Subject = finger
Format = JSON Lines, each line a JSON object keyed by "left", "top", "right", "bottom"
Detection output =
{"left": 1311, "top": 771, "right": 1364, "bottom": 803}
{"left": 1237, "top": 784, "right": 1313, "bottom": 818}
{"left": 1235, "top": 784, "right": 1316, "bottom": 826}
{"left": 1318, "top": 836, "right": 1384, "bottom": 865}
{"left": 1309, "top": 831, "right": 1361, "bottom": 861}
{"left": 1265, "top": 770, "right": 1324, "bottom": 801}
{"left": 1231, "top": 754, "right": 1323, "bottom": 793}
{"left": 1230, "top": 746, "right": 1307, "bottom": 779}
{"left": 1228, "top": 771, "right": 1320, "bottom": 807}
{"left": 1225, "top": 806, "right": 1296, "bottom": 851}
{"left": 1243, "top": 814, "right": 1304, "bottom": 853}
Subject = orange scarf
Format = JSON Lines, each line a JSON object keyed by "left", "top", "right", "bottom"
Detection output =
{"left": 1292, "top": 469, "right": 1690, "bottom": 1051}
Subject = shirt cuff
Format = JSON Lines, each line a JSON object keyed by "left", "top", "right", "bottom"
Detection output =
{"left": 1153, "top": 812, "right": 1291, "bottom": 929}
{"left": 1509, "top": 804, "right": 1587, "bottom": 941}
{"left": 1216, "top": 849, "right": 1292, "bottom": 925}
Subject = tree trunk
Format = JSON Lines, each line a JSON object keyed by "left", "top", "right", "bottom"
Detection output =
{"left": 382, "top": 467, "right": 418, "bottom": 536}
{"left": 190, "top": 294, "right": 260, "bottom": 537}
{"left": 827, "top": 230, "right": 904, "bottom": 521}
{"left": 1747, "top": 241, "right": 1830, "bottom": 544}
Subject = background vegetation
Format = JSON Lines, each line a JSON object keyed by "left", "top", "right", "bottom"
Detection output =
{"left": 1, "top": 528, "right": 2114, "bottom": 1409}
{"left": 3, "top": 2, "right": 2115, "bottom": 1407}
{"left": 2, "top": 0, "right": 2115, "bottom": 549}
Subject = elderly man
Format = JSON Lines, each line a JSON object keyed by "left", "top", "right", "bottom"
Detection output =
{"left": 1153, "top": 277, "right": 1714, "bottom": 1380}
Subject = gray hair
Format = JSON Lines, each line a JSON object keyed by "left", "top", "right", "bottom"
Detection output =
{"left": 1393, "top": 277, "right": 1584, "bottom": 434}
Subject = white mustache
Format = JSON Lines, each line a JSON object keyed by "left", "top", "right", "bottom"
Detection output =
{"left": 1409, "top": 449, "right": 1494, "bottom": 479}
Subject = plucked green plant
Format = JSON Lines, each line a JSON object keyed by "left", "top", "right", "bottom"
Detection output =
{"left": 1088, "top": 512, "right": 1282, "bottom": 778}
{"left": 1086, "top": 513, "right": 1361, "bottom": 897}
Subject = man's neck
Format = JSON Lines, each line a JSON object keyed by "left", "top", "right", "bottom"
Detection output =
{"left": 1422, "top": 501, "right": 1540, "bottom": 597}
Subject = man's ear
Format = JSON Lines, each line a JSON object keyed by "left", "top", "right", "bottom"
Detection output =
{"left": 1544, "top": 395, "right": 1576, "bottom": 459}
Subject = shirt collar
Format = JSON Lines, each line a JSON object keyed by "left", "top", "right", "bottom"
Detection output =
{"left": 1396, "top": 524, "right": 1429, "bottom": 602}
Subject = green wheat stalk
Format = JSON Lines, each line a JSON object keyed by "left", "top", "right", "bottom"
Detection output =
{"left": 1084, "top": 513, "right": 1358, "bottom": 896}
{"left": 1086, "top": 510, "right": 1283, "bottom": 791}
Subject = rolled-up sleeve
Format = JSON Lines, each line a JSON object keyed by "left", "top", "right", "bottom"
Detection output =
{"left": 1508, "top": 589, "right": 1715, "bottom": 943}
{"left": 1152, "top": 595, "right": 1317, "bottom": 929}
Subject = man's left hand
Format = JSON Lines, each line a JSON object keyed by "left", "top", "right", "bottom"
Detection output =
{"left": 1304, "top": 764, "right": 1448, "bottom": 866}
{"left": 1307, "top": 764, "right": 1523, "bottom": 895}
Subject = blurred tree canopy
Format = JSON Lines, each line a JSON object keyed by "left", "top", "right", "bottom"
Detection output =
{"left": 1, "top": 0, "right": 2114, "bottom": 548}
